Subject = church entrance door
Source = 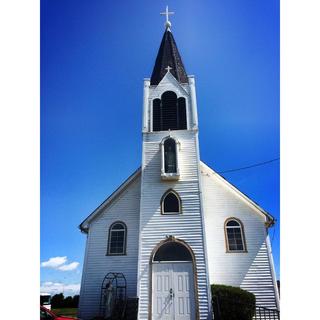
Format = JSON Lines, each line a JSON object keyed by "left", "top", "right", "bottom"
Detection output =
{"left": 151, "top": 240, "right": 196, "bottom": 320}
{"left": 152, "top": 262, "right": 195, "bottom": 320}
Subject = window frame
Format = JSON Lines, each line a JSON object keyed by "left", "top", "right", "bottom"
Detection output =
{"left": 224, "top": 217, "right": 247, "bottom": 253}
{"left": 160, "top": 136, "right": 180, "bottom": 180}
{"left": 106, "top": 221, "right": 127, "bottom": 256}
{"left": 161, "top": 189, "right": 182, "bottom": 215}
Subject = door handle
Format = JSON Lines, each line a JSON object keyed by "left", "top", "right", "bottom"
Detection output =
{"left": 169, "top": 288, "right": 174, "bottom": 298}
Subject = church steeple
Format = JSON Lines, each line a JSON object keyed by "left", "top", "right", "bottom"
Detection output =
{"left": 150, "top": 9, "right": 188, "bottom": 85}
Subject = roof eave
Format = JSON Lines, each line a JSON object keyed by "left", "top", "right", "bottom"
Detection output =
{"left": 200, "top": 161, "right": 276, "bottom": 224}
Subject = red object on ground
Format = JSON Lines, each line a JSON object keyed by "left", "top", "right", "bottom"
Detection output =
{"left": 40, "top": 306, "right": 78, "bottom": 320}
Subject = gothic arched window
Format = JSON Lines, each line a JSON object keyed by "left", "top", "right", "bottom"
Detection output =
{"left": 225, "top": 218, "right": 246, "bottom": 252}
{"left": 161, "top": 190, "right": 182, "bottom": 215}
{"left": 152, "top": 91, "right": 187, "bottom": 131}
{"left": 107, "top": 221, "right": 127, "bottom": 255}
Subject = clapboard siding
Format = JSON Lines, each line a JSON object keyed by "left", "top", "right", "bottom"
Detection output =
{"left": 200, "top": 165, "right": 280, "bottom": 310}
{"left": 137, "top": 128, "right": 211, "bottom": 320}
{"left": 78, "top": 176, "right": 141, "bottom": 320}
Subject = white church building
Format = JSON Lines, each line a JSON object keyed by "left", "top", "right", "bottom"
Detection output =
{"left": 78, "top": 9, "right": 279, "bottom": 320}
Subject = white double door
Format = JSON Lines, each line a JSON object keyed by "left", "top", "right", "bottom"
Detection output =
{"left": 152, "top": 262, "right": 195, "bottom": 320}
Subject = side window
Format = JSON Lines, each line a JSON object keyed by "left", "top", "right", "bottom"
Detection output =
{"left": 161, "top": 190, "right": 182, "bottom": 214}
{"left": 107, "top": 222, "right": 127, "bottom": 255}
{"left": 225, "top": 218, "right": 246, "bottom": 252}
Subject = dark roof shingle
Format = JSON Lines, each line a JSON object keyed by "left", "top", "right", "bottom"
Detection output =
{"left": 150, "top": 30, "right": 188, "bottom": 85}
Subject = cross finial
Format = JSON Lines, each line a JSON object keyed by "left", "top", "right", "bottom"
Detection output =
{"left": 160, "top": 5, "right": 174, "bottom": 30}
{"left": 165, "top": 65, "right": 172, "bottom": 73}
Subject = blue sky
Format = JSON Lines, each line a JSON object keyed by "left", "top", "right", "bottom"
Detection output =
{"left": 41, "top": 0, "right": 279, "bottom": 296}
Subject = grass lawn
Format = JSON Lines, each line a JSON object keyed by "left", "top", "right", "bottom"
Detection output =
{"left": 52, "top": 308, "right": 78, "bottom": 318}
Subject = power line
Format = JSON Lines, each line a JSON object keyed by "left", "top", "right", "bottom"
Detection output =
{"left": 218, "top": 158, "right": 280, "bottom": 174}
{"left": 271, "top": 227, "right": 276, "bottom": 245}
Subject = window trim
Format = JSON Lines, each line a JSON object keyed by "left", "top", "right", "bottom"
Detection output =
{"left": 160, "top": 136, "right": 180, "bottom": 180}
{"left": 106, "top": 221, "right": 127, "bottom": 256}
{"left": 160, "top": 189, "right": 182, "bottom": 215}
{"left": 224, "top": 217, "right": 247, "bottom": 253}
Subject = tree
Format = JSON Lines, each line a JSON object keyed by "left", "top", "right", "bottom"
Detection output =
{"left": 63, "top": 296, "right": 73, "bottom": 308}
{"left": 72, "top": 295, "right": 80, "bottom": 308}
{"left": 51, "top": 293, "right": 64, "bottom": 308}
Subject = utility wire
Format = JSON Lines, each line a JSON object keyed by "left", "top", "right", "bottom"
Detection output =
{"left": 271, "top": 227, "right": 276, "bottom": 245}
{"left": 218, "top": 158, "right": 280, "bottom": 174}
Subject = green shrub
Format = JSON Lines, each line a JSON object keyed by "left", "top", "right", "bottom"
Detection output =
{"left": 211, "top": 284, "right": 256, "bottom": 320}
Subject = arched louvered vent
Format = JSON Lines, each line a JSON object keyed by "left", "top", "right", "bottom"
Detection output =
{"left": 152, "top": 91, "right": 187, "bottom": 131}
{"left": 177, "top": 97, "right": 187, "bottom": 129}
{"left": 152, "top": 98, "right": 161, "bottom": 132}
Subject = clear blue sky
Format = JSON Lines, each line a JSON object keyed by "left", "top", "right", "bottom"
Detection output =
{"left": 41, "top": 0, "right": 279, "bottom": 296}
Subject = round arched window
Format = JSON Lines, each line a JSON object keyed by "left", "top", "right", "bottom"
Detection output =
{"left": 225, "top": 218, "right": 246, "bottom": 252}
{"left": 107, "top": 222, "right": 127, "bottom": 255}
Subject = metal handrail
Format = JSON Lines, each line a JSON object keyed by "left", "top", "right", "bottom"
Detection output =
{"left": 212, "top": 295, "right": 280, "bottom": 320}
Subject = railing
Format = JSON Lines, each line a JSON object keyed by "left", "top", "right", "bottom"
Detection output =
{"left": 254, "top": 305, "right": 280, "bottom": 320}
{"left": 212, "top": 295, "right": 280, "bottom": 320}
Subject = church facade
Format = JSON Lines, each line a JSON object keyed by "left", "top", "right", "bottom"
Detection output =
{"left": 78, "top": 14, "right": 279, "bottom": 320}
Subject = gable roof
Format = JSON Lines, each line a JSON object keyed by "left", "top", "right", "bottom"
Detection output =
{"left": 199, "top": 161, "right": 275, "bottom": 224}
{"left": 79, "top": 162, "right": 275, "bottom": 233}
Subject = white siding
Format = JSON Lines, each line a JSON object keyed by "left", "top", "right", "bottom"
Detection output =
{"left": 78, "top": 176, "right": 141, "bottom": 320}
{"left": 200, "top": 166, "right": 279, "bottom": 310}
{"left": 138, "top": 130, "right": 210, "bottom": 320}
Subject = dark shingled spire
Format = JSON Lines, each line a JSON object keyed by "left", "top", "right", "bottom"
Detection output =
{"left": 150, "top": 30, "right": 188, "bottom": 85}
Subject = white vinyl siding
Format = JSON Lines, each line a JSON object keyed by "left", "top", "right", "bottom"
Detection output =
{"left": 200, "top": 165, "right": 279, "bottom": 310}
{"left": 78, "top": 176, "right": 141, "bottom": 320}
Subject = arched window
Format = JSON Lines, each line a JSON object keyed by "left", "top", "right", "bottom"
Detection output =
{"left": 161, "top": 190, "right": 181, "bottom": 214}
{"left": 107, "top": 221, "right": 127, "bottom": 255}
{"left": 152, "top": 91, "right": 187, "bottom": 131}
{"left": 161, "top": 137, "right": 180, "bottom": 180}
{"left": 164, "top": 138, "right": 177, "bottom": 173}
{"left": 225, "top": 218, "right": 246, "bottom": 252}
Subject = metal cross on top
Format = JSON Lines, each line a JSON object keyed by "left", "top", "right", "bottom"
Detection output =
{"left": 160, "top": 5, "right": 174, "bottom": 29}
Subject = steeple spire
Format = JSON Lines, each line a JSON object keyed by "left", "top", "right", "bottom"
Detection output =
{"left": 150, "top": 7, "right": 188, "bottom": 85}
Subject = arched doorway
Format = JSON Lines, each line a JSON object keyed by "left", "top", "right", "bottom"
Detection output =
{"left": 150, "top": 237, "right": 197, "bottom": 320}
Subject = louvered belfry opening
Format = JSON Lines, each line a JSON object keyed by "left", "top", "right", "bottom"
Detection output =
{"left": 153, "top": 91, "right": 187, "bottom": 131}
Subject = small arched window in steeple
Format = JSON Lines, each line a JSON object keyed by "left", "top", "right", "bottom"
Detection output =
{"left": 164, "top": 138, "right": 177, "bottom": 173}
{"left": 161, "top": 137, "right": 180, "bottom": 180}
{"left": 161, "top": 190, "right": 182, "bottom": 215}
{"left": 152, "top": 91, "right": 187, "bottom": 131}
